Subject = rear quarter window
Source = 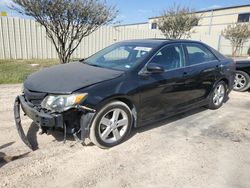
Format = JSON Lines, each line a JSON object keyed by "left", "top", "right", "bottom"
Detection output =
{"left": 207, "top": 46, "right": 227, "bottom": 60}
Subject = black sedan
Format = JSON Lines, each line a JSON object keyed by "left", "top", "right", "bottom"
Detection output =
{"left": 14, "top": 39, "right": 235, "bottom": 149}
{"left": 234, "top": 59, "right": 250, "bottom": 92}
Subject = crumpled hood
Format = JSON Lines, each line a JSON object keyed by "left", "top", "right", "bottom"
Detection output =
{"left": 24, "top": 62, "right": 123, "bottom": 94}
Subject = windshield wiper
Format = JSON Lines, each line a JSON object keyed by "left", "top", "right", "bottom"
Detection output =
{"left": 84, "top": 62, "right": 103, "bottom": 68}
{"left": 90, "top": 64, "right": 103, "bottom": 68}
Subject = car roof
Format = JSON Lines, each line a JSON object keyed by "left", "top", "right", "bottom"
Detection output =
{"left": 119, "top": 39, "right": 227, "bottom": 60}
{"left": 120, "top": 38, "right": 201, "bottom": 47}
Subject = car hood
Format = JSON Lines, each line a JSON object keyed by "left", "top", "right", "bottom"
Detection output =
{"left": 24, "top": 62, "right": 123, "bottom": 94}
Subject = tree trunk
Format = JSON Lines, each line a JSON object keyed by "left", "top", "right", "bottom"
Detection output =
{"left": 58, "top": 52, "right": 71, "bottom": 64}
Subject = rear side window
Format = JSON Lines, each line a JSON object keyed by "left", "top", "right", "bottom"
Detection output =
{"left": 185, "top": 43, "right": 217, "bottom": 65}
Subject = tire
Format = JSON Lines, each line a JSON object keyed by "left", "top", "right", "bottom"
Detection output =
{"left": 233, "top": 71, "right": 250, "bottom": 92}
{"left": 89, "top": 101, "right": 133, "bottom": 149}
{"left": 207, "top": 81, "right": 226, "bottom": 110}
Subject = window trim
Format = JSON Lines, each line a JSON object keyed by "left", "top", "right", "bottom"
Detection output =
{"left": 139, "top": 43, "right": 187, "bottom": 74}
{"left": 183, "top": 42, "right": 219, "bottom": 67}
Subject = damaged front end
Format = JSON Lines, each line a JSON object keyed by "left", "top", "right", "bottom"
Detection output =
{"left": 14, "top": 94, "right": 96, "bottom": 150}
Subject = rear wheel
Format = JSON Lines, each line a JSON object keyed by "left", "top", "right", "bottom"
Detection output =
{"left": 207, "top": 81, "right": 226, "bottom": 110}
{"left": 89, "top": 101, "right": 132, "bottom": 148}
{"left": 233, "top": 71, "right": 250, "bottom": 92}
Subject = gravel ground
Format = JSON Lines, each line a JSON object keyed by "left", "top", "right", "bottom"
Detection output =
{"left": 0, "top": 84, "right": 250, "bottom": 188}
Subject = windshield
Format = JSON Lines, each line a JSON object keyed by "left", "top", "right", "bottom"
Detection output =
{"left": 84, "top": 43, "right": 153, "bottom": 71}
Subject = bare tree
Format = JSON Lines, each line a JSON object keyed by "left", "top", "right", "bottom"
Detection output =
{"left": 222, "top": 23, "right": 250, "bottom": 56}
{"left": 157, "top": 5, "right": 200, "bottom": 39}
{"left": 12, "top": 0, "right": 118, "bottom": 64}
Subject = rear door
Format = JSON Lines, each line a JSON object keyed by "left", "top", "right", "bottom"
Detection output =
{"left": 182, "top": 43, "right": 220, "bottom": 105}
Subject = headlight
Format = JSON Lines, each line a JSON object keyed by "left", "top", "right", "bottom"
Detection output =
{"left": 41, "top": 93, "right": 88, "bottom": 112}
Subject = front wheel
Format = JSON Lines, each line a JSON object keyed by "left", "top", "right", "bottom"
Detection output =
{"left": 89, "top": 101, "right": 132, "bottom": 148}
{"left": 207, "top": 81, "right": 226, "bottom": 110}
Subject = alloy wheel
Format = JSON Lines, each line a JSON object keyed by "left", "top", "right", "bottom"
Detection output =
{"left": 234, "top": 73, "right": 247, "bottom": 90}
{"left": 98, "top": 108, "right": 129, "bottom": 144}
{"left": 213, "top": 84, "right": 225, "bottom": 106}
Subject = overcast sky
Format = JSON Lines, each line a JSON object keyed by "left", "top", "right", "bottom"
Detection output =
{"left": 0, "top": 0, "right": 249, "bottom": 24}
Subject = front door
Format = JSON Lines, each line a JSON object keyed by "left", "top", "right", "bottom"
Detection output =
{"left": 138, "top": 44, "right": 189, "bottom": 123}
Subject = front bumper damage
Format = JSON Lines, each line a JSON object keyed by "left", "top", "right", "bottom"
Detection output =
{"left": 14, "top": 95, "right": 95, "bottom": 150}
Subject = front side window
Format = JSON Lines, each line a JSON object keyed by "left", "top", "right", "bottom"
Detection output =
{"left": 185, "top": 43, "right": 217, "bottom": 65}
{"left": 149, "top": 44, "right": 185, "bottom": 71}
{"left": 85, "top": 44, "right": 153, "bottom": 71}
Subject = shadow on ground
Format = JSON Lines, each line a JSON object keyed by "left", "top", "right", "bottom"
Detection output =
{"left": 50, "top": 131, "right": 94, "bottom": 147}
{"left": 23, "top": 96, "right": 247, "bottom": 149}
{"left": 25, "top": 107, "right": 209, "bottom": 148}
{"left": 130, "top": 107, "right": 207, "bottom": 138}
{"left": 0, "top": 142, "right": 30, "bottom": 168}
{"left": 24, "top": 122, "right": 94, "bottom": 149}
{"left": 33, "top": 107, "right": 208, "bottom": 147}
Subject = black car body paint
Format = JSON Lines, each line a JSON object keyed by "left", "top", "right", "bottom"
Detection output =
{"left": 233, "top": 59, "right": 250, "bottom": 91}
{"left": 14, "top": 39, "right": 236, "bottom": 149}
{"left": 235, "top": 59, "right": 250, "bottom": 75}
{"left": 24, "top": 62, "right": 123, "bottom": 94}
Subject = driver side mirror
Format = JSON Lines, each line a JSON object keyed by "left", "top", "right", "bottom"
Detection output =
{"left": 147, "top": 63, "right": 164, "bottom": 74}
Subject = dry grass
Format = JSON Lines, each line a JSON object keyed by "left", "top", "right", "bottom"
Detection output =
{"left": 0, "top": 59, "right": 59, "bottom": 84}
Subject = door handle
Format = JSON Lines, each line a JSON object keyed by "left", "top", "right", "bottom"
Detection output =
{"left": 216, "top": 64, "right": 225, "bottom": 68}
{"left": 183, "top": 71, "right": 188, "bottom": 75}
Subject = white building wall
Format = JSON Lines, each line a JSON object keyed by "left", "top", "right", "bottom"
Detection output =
{"left": 1, "top": 5, "right": 250, "bottom": 60}
{"left": 115, "top": 23, "right": 149, "bottom": 30}
{"left": 148, "top": 5, "right": 250, "bottom": 35}
{"left": 0, "top": 17, "right": 164, "bottom": 59}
